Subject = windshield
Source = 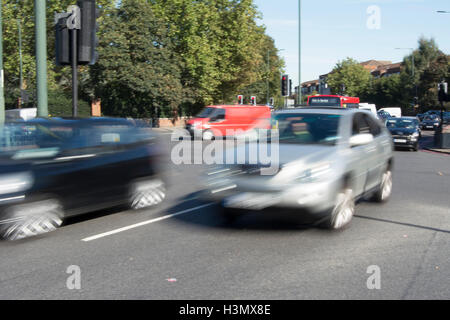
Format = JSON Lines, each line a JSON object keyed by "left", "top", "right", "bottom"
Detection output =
{"left": 0, "top": 123, "right": 74, "bottom": 152}
{"left": 424, "top": 115, "right": 438, "bottom": 121}
{"left": 386, "top": 119, "right": 418, "bottom": 129}
{"left": 1, "top": 122, "right": 152, "bottom": 157}
{"left": 196, "top": 107, "right": 216, "bottom": 118}
{"left": 272, "top": 113, "right": 341, "bottom": 145}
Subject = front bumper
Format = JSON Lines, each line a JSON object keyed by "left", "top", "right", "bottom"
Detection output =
{"left": 203, "top": 176, "right": 340, "bottom": 214}
{"left": 421, "top": 124, "right": 439, "bottom": 130}
{"left": 391, "top": 135, "right": 418, "bottom": 147}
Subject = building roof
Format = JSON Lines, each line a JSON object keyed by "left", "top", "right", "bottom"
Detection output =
{"left": 371, "top": 62, "right": 402, "bottom": 77}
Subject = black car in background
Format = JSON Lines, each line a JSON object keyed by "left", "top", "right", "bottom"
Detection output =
{"left": 442, "top": 112, "right": 450, "bottom": 125}
{"left": 0, "top": 117, "right": 166, "bottom": 240}
{"left": 385, "top": 117, "right": 421, "bottom": 151}
{"left": 421, "top": 114, "right": 440, "bottom": 130}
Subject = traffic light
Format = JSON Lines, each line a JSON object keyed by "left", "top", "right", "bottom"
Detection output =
{"left": 269, "top": 97, "right": 274, "bottom": 106}
{"left": 55, "top": 15, "right": 71, "bottom": 66}
{"left": 289, "top": 79, "right": 292, "bottom": 96}
{"left": 77, "top": 0, "right": 99, "bottom": 65}
{"left": 251, "top": 96, "right": 256, "bottom": 105}
{"left": 438, "top": 82, "right": 448, "bottom": 102}
{"left": 237, "top": 95, "right": 243, "bottom": 105}
{"left": 281, "top": 75, "right": 289, "bottom": 97}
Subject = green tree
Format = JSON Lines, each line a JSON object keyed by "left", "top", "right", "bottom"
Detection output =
{"left": 152, "top": 0, "right": 277, "bottom": 111}
{"left": 326, "top": 58, "right": 372, "bottom": 97}
{"left": 89, "top": 0, "right": 183, "bottom": 118}
{"left": 401, "top": 37, "right": 449, "bottom": 110}
{"left": 2, "top": 0, "right": 115, "bottom": 111}
{"left": 239, "top": 36, "right": 284, "bottom": 105}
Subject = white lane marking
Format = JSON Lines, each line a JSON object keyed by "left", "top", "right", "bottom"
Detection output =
{"left": 81, "top": 203, "right": 214, "bottom": 242}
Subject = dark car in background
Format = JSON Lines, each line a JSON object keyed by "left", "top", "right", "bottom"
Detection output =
{"left": 386, "top": 117, "right": 421, "bottom": 151}
{"left": 442, "top": 112, "right": 450, "bottom": 125}
{"left": 421, "top": 114, "right": 440, "bottom": 130}
{"left": 0, "top": 117, "right": 166, "bottom": 240}
{"left": 377, "top": 110, "right": 391, "bottom": 121}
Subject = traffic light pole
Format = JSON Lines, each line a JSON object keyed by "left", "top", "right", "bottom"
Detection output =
{"left": 72, "top": 28, "right": 78, "bottom": 117}
{"left": 35, "top": 0, "right": 48, "bottom": 117}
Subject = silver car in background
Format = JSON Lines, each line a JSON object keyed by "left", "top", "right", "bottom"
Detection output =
{"left": 204, "top": 107, "right": 394, "bottom": 230}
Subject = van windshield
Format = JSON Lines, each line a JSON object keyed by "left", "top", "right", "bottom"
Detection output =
{"left": 196, "top": 108, "right": 216, "bottom": 118}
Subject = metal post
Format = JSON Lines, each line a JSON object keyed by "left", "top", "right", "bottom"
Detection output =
{"left": 18, "top": 19, "right": 23, "bottom": 108}
{"left": 35, "top": 0, "right": 48, "bottom": 117}
{"left": 298, "top": 0, "right": 302, "bottom": 105}
{"left": 0, "top": 0, "right": 5, "bottom": 124}
{"left": 267, "top": 50, "right": 270, "bottom": 105}
{"left": 72, "top": 29, "right": 78, "bottom": 117}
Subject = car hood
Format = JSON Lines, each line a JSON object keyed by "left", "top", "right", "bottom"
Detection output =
{"left": 223, "top": 142, "right": 340, "bottom": 174}
{"left": 388, "top": 127, "right": 417, "bottom": 135}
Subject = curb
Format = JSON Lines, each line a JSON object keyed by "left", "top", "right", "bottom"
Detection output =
{"left": 424, "top": 147, "right": 450, "bottom": 155}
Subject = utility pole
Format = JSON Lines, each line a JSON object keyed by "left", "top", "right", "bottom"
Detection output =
{"left": 298, "top": 0, "right": 302, "bottom": 105}
{"left": 35, "top": 0, "right": 48, "bottom": 117}
{"left": 0, "top": 0, "right": 5, "bottom": 124}
{"left": 18, "top": 19, "right": 24, "bottom": 108}
{"left": 267, "top": 49, "right": 270, "bottom": 105}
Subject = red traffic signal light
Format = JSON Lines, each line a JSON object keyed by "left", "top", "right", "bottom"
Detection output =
{"left": 251, "top": 96, "right": 256, "bottom": 105}
{"left": 281, "top": 75, "right": 289, "bottom": 96}
{"left": 237, "top": 95, "right": 243, "bottom": 105}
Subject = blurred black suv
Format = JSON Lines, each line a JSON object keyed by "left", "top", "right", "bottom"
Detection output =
{"left": 0, "top": 117, "right": 166, "bottom": 240}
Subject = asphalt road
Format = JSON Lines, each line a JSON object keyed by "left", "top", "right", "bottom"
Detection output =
{"left": 0, "top": 131, "right": 449, "bottom": 300}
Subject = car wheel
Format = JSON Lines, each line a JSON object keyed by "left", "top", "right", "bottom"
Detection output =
{"left": 371, "top": 169, "right": 393, "bottom": 203}
{"left": 202, "top": 130, "right": 215, "bottom": 141}
{"left": 0, "top": 199, "right": 63, "bottom": 241}
{"left": 321, "top": 188, "right": 355, "bottom": 230}
{"left": 129, "top": 178, "right": 166, "bottom": 210}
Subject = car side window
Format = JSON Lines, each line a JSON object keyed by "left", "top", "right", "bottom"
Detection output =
{"left": 210, "top": 108, "right": 226, "bottom": 122}
{"left": 352, "top": 113, "right": 371, "bottom": 135}
{"left": 365, "top": 115, "right": 382, "bottom": 137}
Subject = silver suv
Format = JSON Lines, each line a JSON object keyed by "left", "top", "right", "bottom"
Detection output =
{"left": 204, "top": 108, "right": 394, "bottom": 229}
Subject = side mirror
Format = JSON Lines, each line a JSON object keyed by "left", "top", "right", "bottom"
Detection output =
{"left": 349, "top": 133, "right": 374, "bottom": 147}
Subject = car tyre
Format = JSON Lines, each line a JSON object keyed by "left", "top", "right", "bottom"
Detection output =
{"left": 129, "top": 178, "right": 166, "bottom": 210}
{"left": 371, "top": 168, "right": 393, "bottom": 203}
{"left": 0, "top": 199, "right": 64, "bottom": 241}
{"left": 320, "top": 188, "right": 355, "bottom": 230}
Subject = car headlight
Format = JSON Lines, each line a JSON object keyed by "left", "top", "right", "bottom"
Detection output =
{"left": 411, "top": 132, "right": 420, "bottom": 138}
{"left": 294, "top": 163, "right": 332, "bottom": 183}
{"left": 0, "top": 172, "right": 34, "bottom": 195}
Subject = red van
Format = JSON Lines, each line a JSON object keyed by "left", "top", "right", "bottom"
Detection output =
{"left": 186, "top": 105, "right": 271, "bottom": 140}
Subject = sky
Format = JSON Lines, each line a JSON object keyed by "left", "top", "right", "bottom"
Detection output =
{"left": 253, "top": 0, "right": 450, "bottom": 88}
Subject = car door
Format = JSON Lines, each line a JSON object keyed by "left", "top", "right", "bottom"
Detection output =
{"left": 348, "top": 113, "right": 374, "bottom": 196}
{"left": 364, "top": 114, "right": 387, "bottom": 190}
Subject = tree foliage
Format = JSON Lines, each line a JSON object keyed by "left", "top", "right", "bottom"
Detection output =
{"left": 2, "top": 0, "right": 285, "bottom": 117}
{"left": 327, "top": 58, "right": 372, "bottom": 97}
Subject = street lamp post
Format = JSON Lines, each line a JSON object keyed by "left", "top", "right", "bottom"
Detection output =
{"left": 298, "top": 0, "right": 302, "bottom": 106}
{"left": 35, "top": 0, "right": 48, "bottom": 117}
{"left": 436, "top": 10, "right": 450, "bottom": 141}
